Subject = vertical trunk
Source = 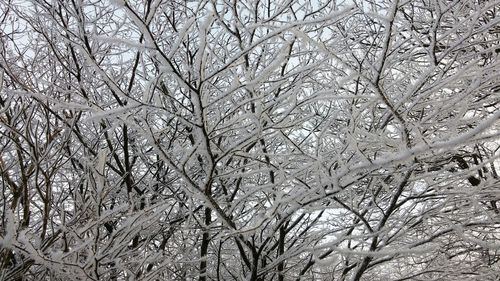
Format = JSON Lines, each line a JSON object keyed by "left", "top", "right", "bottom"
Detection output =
{"left": 277, "top": 225, "right": 286, "bottom": 281}
{"left": 200, "top": 206, "right": 212, "bottom": 281}
{"left": 41, "top": 175, "right": 51, "bottom": 241}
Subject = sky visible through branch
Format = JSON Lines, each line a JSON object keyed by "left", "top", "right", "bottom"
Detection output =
{"left": 0, "top": 0, "right": 499, "bottom": 280}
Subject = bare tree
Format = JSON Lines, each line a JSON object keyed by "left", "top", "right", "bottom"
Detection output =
{"left": 1, "top": 0, "right": 499, "bottom": 280}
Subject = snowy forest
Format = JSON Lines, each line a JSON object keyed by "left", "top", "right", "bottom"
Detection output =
{"left": 0, "top": 0, "right": 499, "bottom": 280}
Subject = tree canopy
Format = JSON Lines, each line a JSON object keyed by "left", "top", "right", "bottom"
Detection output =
{"left": 1, "top": 0, "right": 499, "bottom": 280}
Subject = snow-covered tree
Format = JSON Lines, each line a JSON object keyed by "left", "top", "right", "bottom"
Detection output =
{"left": 1, "top": 0, "right": 499, "bottom": 280}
